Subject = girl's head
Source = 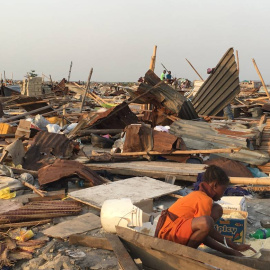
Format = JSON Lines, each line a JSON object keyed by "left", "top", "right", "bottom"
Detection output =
{"left": 203, "top": 165, "right": 230, "bottom": 201}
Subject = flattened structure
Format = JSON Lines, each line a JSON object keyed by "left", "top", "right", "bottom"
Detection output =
{"left": 192, "top": 48, "right": 240, "bottom": 116}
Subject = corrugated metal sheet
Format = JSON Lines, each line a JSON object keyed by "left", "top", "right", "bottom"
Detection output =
{"left": 169, "top": 119, "right": 269, "bottom": 165}
{"left": 23, "top": 131, "right": 75, "bottom": 170}
{"left": 38, "top": 159, "right": 107, "bottom": 186}
{"left": 192, "top": 48, "right": 240, "bottom": 116}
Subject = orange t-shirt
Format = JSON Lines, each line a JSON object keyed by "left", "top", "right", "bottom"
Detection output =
{"left": 158, "top": 191, "right": 213, "bottom": 245}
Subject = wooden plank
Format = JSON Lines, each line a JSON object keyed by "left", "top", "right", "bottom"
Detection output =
{"left": 42, "top": 213, "right": 101, "bottom": 238}
{"left": 85, "top": 161, "right": 205, "bottom": 182}
{"left": 69, "top": 235, "right": 113, "bottom": 250}
{"left": 68, "top": 176, "right": 180, "bottom": 209}
{"left": 116, "top": 227, "right": 255, "bottom": 270}
{"left": 106, "top": 233, "right": 139, "bottom": 270}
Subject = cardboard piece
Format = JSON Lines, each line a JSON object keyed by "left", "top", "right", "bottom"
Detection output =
{"left": 214, "top": 209, "right": 248, "bottom": 243}
{"left": 42, "top": 213, "right": 101, "bottom": 238}
{"left": 217, "top": 196, "right": 247, "bottom": 211}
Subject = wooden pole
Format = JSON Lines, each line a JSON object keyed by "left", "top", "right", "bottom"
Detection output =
{"left": 252, "top": 58, "right": 270, "bottom": 100}
{"left": 185, "top": 59, "right": 204, "bottom": 81}
{"left": 236, "top": 50, "right": 239, "bottom": 72}
{"left": 80, "top": 68, "right": 93, "bottom": 113}
{"left": 3, "top": 71, "right": 6, "bottom": 84}
{"left": 104, "top": 147, "right": 241, "bottom": 157}
{"left": 67, "top": 61, "right": 73, "bottom": 83}
{"left": 230, "top": 177, "right": 270, "bottom": 186}
{"left": 149, "top": 45, "right": 157, "bottom": 72}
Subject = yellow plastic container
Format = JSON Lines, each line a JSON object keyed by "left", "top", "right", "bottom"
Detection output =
{"left": 0, "top": 123, "right": 13, "bottom": 134}
{"left": 46, "top": 117, "right": 67, "bottom": 125}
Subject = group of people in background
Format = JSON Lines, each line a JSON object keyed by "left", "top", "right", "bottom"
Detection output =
{"left": 160, "top": 70, "right": 174, "bottom": 84}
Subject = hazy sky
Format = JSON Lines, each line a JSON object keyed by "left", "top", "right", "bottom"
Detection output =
{"left": 0, "top": 0, "right": 269, "bottom": 82}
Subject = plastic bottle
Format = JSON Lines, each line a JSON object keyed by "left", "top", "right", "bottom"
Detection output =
{"left": 249, "top": 228, "right": 270, "bottom": 239}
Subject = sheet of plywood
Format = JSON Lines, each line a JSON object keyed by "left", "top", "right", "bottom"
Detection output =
{"left": 85, "top": 161, "right": 205, "bottom": 182}
{"left": 42, "top": 213, "right": 101, "bottom": 238}
{"left": 68, "top": 176, "right": 180, "bottom": 209}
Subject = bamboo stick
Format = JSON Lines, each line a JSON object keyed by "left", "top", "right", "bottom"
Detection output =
{"left": 252, "top": 58, "right": 270, "bottom": 100}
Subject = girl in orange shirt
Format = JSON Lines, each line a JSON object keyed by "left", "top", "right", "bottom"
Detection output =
{"left": 155, "top": 165, "right": 255, "bottom": 256}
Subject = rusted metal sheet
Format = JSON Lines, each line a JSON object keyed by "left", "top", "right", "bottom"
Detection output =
{"left": 169, "top": 119, "right": 270, "bottom": 165}
{"left": 38, "top": 159, "right": 107, "bottom": 186}
{"left": 192, "top": 48, "right": 240, "bottom": 116}
{"left": 0, "top": 201, "right": 81, "bottom": 224}
{"left": 152, "top": 130, "right": 182, "bottom": 153}
{"left": 123, "top": 124, "right": 153, "bottom": 153}
{"left": 23, "top": 131, "right": 75, "bottom": 170}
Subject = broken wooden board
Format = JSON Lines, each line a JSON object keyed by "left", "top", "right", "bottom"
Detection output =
{"left": 42, "top": 213, "right": 101, "bottom": 238}
{"left": 68, "top": 176, "right": 180, "bottom": 209}
{"left": 85, "top": 161, "right": 206, "bottom": 182}
{"left": 69, "top": 235, "right": 113, "bottom": 250}
{"left": 106, "top": 233, "right": 139, "bottom": 270}
{"left": 116, "top": 226, "right": 255, "bottom": 270}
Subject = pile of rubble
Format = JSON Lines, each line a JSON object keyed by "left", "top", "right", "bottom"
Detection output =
{"left": 0, "top": 48, "right": 270, "bottom": 270}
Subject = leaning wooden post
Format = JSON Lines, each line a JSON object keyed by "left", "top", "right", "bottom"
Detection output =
{"left": 149, "top": 45, "right": 157, "bottom": 71}
{"left": 252, "top": 58, "right": 270, "bottom": 100}
{"left": 67, "top": 61, "right": 73, "bottom": 83}
{"left": 185, "top": 58, "right": 204, "bottom": 81}
{"left": 236, "top": 50, "right": 239, "bottom": 72}
{"left": 80, "top": 68, "right": 93, "bottom": 113}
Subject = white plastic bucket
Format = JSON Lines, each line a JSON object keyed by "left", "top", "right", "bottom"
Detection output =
{"left": 101, "top": 198, "right": 147, "bottom": 233}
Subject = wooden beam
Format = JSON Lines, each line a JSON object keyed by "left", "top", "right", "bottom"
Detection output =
{"left": 69, "top": 235, "right": 113, "bottom": 250}
{"left": 252, "top": 58, "right": 270, "bottom": 100}
{"left": 149, "top": 45, "right": 157, "bottom": 72}
{"left": 80, "top": 68, "right": 93, "bottom": 113}
{"left": 116, "top": 226, "right": 254, "bottom": 270}
{"left": 109, "top": 147, "right": 241, "bottom": 157}
{"left": 106, "top": 233, "right": 139, "bottom": 270}
{"left": 185, "top": 58, "right": 204, "bottom": 81}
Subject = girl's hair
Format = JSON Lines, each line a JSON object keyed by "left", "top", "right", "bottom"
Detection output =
{"left": 203, "top": 165, "right": 229, "bottom": 185}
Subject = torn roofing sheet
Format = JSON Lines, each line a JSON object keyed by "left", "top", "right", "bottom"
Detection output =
{"left": 192, "top": 48, "right": 240, "bottom": 116}
{"left": 23, "top": 131, "right": 75, "bottom": 170}
{"left": 38, "top": 159, "right": 107, "bottom": 186}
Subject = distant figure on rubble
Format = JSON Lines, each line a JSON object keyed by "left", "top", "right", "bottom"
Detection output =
{"left": 138, "top": 77, "right": 144, "bottom": 83}
{"left": 155, "top": 165, "right": 256, "bottom": 256}
{"left": 160, "top": 70, "right": 166, "bottom": 80}
{"left": 166, "top": 71, "right": 174, "bottom": 84}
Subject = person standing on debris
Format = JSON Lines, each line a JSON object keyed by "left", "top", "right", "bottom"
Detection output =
{"left": 155, "top": 165, "right": 256, "bottom": 256}
{"left": 160, "top": 70, "right": 166, "bottom": 80}
{"left": 166, "top": 71, "right": 174, "bottom": 84}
